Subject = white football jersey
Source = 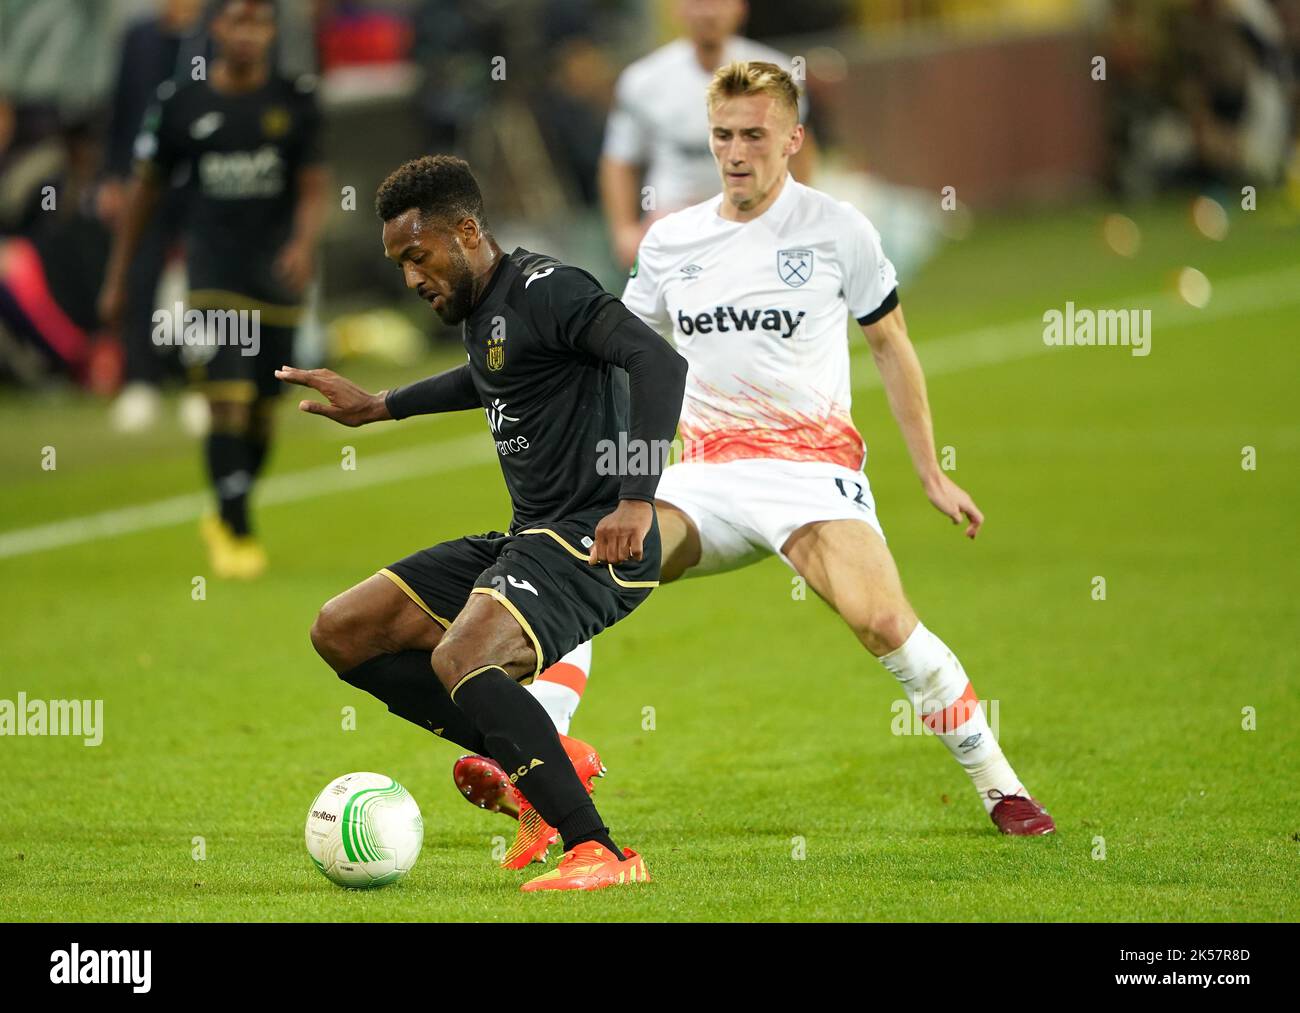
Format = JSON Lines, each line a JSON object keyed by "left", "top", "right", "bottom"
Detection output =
{"left": 602, "top": 37, "right": 808, "bottom": 213}
{"left": 622, "top": 176, "right": 898, "bottom": 469}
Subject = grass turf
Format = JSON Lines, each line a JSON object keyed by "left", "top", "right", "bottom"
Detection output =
{"left": 1, "top": 197, "right": 1297, "bottom": 921}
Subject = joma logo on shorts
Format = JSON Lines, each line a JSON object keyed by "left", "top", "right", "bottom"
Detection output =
{"left": 677, "top": 306, "right": 806, "bottom": 339}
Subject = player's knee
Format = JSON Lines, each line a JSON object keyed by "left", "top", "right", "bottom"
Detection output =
{"left": 848, "top": 607, "right": 916, "bottom": 657}
{"left": 430, "top": 630, "right": 534, "bottom": 690}
{"left": 429, "top": 636, "right": 469, "bottom": 690}
{"left": 310, "top": 598, "right": 365, "bottom": 672}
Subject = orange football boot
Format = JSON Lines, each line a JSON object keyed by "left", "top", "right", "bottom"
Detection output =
{"left": 520, "top": 843, "right": 650, "bottom": 892}
{"left": 451, "top": 734, "right": 606, "bottom": 869}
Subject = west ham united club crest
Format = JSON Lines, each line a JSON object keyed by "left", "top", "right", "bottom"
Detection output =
{"left": 778, "top": 248, "right": 814, "bottom": 288}
{"left": 486, "top": 333, "right": 506, "bottom": 371}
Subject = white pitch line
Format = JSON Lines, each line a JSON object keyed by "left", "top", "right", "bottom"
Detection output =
{"left": 0, "top": 434, "right": 493, "bottom": 561}
{"left": 3, "top": 264, "right": 1298, "bottom": 562}
{"left": 855, "top": 264, "right": 1300, "bottom": 388}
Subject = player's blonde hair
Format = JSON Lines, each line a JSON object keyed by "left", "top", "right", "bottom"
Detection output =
{"left": 706, "top": 60, "right": 801, "bottom": 122}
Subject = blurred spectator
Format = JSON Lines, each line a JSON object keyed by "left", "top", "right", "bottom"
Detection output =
{"left": 0, "top": 119, "right": 114, "bottom": 388}
{"left": 1107, "top": 0, "right": 1295, "bottom": 195}
{"left": 317, "top": 0, "right": 411, "bottom": 72}
{"left": 409, "top": 0, "right": 617, "bottom": 216}
{"left": 1174, "top": 0, "right": 1292, "bottom": 185}
{"left": 0, "top": 102, "right": 64, "bottom": 236}
{"left": 542, "top": 37, "right": 619, "bottom": 207}
{"left": 411, "top": 0, "right": 503, "bottom": 155}
{"left": 102, "top": 0, "right": 208, "bottom": 432}
{"left": 0, "top": 0, "right": 116, "bottom": 118}
{"left": 598, "top": 0, "right": 819, "bottom": 269}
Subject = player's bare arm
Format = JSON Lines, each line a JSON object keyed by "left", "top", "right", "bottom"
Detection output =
{"left": 98, "top": 168, "right": 164, "bottom": 329}
{"left": 597, "top": 155, "right": 647, "bottom": 269}
{"left": 861, "top": 303, "right": 984, "bottom": 539}
{"left": 275, "top": 163, "right": 330, "bottom": 294}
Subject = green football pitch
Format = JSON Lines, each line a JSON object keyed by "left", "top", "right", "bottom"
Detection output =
{"left": 2, "top": 198, "right": 1296, "bottom": 922}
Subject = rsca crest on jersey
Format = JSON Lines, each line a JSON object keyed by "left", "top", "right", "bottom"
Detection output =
{"left": 777, "top": 248, "right": 814, "bottom": 288}
{"left": 486, "top": 332, "right": 505, "bottom": 371}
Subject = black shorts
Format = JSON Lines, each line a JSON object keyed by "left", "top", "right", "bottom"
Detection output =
{"left": 381, "top": 506, "right": 661, "bottom": 681}
{"left": 184, "top": 292, "right": 299, "bottom": 402}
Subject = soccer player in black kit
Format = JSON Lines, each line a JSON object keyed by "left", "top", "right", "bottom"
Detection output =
{"left": 100, "top": 0, "right": 327, "bottom": 579}
{"left": 277, "top": 155, "right": 687, "bottom": 891}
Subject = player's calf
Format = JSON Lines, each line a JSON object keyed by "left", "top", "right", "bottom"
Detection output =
{"left": 434, "top": 594, "right": 625, "bottom": 861}
{"left": 312, "top": 574, "right": 485, "bottom": 751}
{"left": 842, "top": 605, "right": 918, "bottom": 658}
{"left": 787, "top": 519, "right": 1053, "bottom": 832}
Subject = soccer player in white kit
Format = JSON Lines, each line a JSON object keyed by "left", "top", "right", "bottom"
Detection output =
{"left": 456, "top": 60, "right": 1054, "bottom": 848}
{"left": 599, "top": 0, "right": 817, "bottom": 268}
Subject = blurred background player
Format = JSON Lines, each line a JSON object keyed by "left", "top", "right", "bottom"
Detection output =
{"left": 99, "top": 0, "right": 327, "bottom": 579}
{"left": 599, "top": 0, "right": 818, "bottom": 269}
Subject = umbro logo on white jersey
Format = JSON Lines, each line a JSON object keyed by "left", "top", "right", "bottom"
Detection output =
{"left": 679, "top": 264, "right": 704, "bottom": 278}
{"left": 677, "top": 306, "right": 807, "bottom": 339}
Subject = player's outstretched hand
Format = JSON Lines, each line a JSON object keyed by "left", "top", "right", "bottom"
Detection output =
{"left": 274, "top": 365, "right": 391, "bottom": 427}
{"left": 923, "top": 472, "right": 984, "bottom": 539}
{"left": 589, "top": 499, "right": 654, "bottom": 565}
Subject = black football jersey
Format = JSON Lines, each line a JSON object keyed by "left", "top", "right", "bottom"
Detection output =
{"left": 135, "top": 74, "right": 322, "bottom": 303}
{"left": 463, "top": 248, "right": 633, "bottom": 531}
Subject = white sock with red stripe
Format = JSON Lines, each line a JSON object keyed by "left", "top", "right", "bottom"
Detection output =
{"left": 879, "top": 622, "right": 1024, "bottom": 813}
{"left": 526, "top": 641, "right": 591, "bottom": 735}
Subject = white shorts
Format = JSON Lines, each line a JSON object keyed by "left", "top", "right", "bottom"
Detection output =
{"left": 654, "top": 458, "right": 886, "bottom": 575}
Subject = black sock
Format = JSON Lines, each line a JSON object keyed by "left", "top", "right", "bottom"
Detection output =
{"left": 451, "top": 665, "right": 621, "bottom": 854}
{"left": 206, "top": 432, "right": 252, "bottom": 536}
{"left": 246, "top": 435, "right": 270, "bottom": 480}
{"left": 341, "top": 652, "right": 485, "bottom": 753}
{"left": 248, "top": 399, "right": 274, "bottom": 479}
{"left": 556, "top": 810, "right": 620, "bottom": 856}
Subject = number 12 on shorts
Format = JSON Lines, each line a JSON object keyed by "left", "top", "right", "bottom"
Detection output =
{"left": 834, "top": 477, "right": 867, "bottom": 507}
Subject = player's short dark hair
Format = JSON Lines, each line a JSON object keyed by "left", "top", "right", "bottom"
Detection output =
{"left": 374, "top": 155, "right": 488, "bottom": 231}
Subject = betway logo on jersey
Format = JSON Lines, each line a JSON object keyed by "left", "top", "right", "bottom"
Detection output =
{"left": 198, "top": 145, "right": 285, "bottom": 199}
{"left": 676, "top": 306, "right": 807, "bottom": 339}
